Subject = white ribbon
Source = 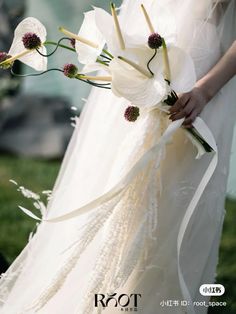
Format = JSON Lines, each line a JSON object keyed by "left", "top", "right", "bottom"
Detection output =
{"left": 19, "top": 118, "right": 185, "bottom": 222}
{"left": 19, "top": 116, "right": 218, "bottom": 313}
{"left": 177, "top": 118, "right": 218, "bottom": 314}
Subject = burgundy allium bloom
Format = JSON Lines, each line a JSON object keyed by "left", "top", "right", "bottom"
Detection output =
{"left": 0, "top": 52, "right": 12, "bottom": 69}
{"left": 63, "top": 63, "right": 78, "bottom": 78}
{"left": 22, "top": 32, "right": 41, "bottom": 50}
{"left": 148, "top": 33, "right": 163, "bottom": 49}
{"left": 124, "top": 106, "right": 140, "bottom": 122}
{"left": 70, "top": 38, "right": 76, "bottom": 49}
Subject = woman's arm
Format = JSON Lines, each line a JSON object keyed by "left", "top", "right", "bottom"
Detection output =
{"left": 169, "top": 40, "right": 236, "bottom": 127}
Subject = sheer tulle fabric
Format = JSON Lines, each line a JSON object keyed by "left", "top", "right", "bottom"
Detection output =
{"left": 0, "top": 1, "right": 235, "bottom": 313}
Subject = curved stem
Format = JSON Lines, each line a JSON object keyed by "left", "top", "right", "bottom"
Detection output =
{"left": 76, "top": 77, "right": 111, "bottom": 89}
{"left": 38, "top": 38, "right": 75, "bottom": 57}
{"left": 147, "top": 49, "right": 157, "bottom": 76}
{"left": 44, "top": 40, "right": 76, "bottom": 52}
{"left": 11, "top": 67, "right": 63, "bottom": 78}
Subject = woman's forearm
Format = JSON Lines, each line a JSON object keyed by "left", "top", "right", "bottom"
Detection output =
{"left": 169, "top": 40, "right": 236, "bottom": 126}
{"left": 196, "top": 40, "right": 236, "bottom": 102}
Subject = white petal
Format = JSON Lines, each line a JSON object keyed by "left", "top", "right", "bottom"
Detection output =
{"left": 168, "top": 46, "right": 196, "bottom": 93}
{"left": 9, "top": 17, "right": 46, "bottom": 56}
{"left": 75, "top": 10, "right": 105, "bottom": 65}
{"left": 17, "top": 46, "right": 47, "bottom": 71}
{"left": 94, "top": 7, "right": 122, "bottom": 55}
{"left": 121, "top": 1, "right": 177, "bottom": 46}
{"left": 80, "top": 62, "right": 110, "bottom": 74}
{"left": 110, "top": 58, "right": 167, "bottom": 107}
{"left": 94, "top": 7, "right": 114, "bottom": 46}
{"left": 8, "top": 17, "right": 47, "bottom": 71}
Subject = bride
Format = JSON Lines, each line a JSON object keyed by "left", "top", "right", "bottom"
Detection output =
{"left": 0, "top": 0, "right": 235, "bottom": 313}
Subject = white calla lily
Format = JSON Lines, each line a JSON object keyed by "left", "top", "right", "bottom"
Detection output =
{"left": 8, "top": 17, "right": 47, "bottom": 71}
{"left": 75, "top": 10, "right": 105, "bottom": 65}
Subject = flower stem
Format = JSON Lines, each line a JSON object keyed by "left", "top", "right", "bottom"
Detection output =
{"left": 110, "top": 2, "right": 125, "bottom": 50}
{"left": 59, "top": 27, "right": 98, "bottom": 48}
{"left": 37, "top": 37, "right": 76, "bottom": 57}
{"left": 96, "top": 59, "right": 109, "bottom": 66}
{"left": 118, "top": 56, "right": 153, "bottom": 78}
{"left": 44, "top": 40, "right": 75, "bottom": 52}
{"left": 141, "top": 4, "right": 155, "bottom": 33}
{"left": 76, "top": 77, "right": 111, "bottom": 89}
{"left": 102, "top": 49, "right": 114, "bottom": 59}
{"left": 11, "top": 67, "right": 63, "bottom": 78}
{"left": 188, "top": 128, "right": 213, "bottom": 152}
{"left": 147, "top": 49, "right": 157, "bottom": 76}
{"left": 164, "top": 92, "right": 213, "bottom": 152}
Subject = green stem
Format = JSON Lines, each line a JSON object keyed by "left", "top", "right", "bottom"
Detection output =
{"left": 102, "top": 49, "right": 113, "bottom": 59}
{"left": 164, "top": 92, "right": 213, "bottom": 153}
{"left": 96, "top": 59, "right": 109, "bottom": 66}
{"left": 44, "top": 41, "right": 76, "bottom": 52}
{"left": 188, "top": 128, "right": 213, "bottom": 152}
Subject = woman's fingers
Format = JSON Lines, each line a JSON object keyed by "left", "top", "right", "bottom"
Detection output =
{"left": 169, "top": 99, "right": 195, "bottom": 121}
{"left": 182, "top": 110, "right": 198, "bottom": 128}
{"left": 169, "top": 93, "right": 190, "bottom": 114}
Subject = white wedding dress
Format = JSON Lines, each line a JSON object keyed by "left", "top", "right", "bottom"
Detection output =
{"left": 0, "top": 0, "right": 235, "bottom": 313}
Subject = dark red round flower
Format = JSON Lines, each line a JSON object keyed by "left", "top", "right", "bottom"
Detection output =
{"left": 148, "top": 33, "right": 163, "bottom": 49}
{"left": 124, "top": 106, "right": 140, "bottom": 122}
{"left": 22, "top": 32, "right": 41, "bottom": 50}
{"left": 63, "top": 63, "right": 78, "bottom": 78}
{"left": 70, "top": 38, "right": 76, "bottom": 49}
{"left": 0, "top": 52, "right": 13, "bottom": 69}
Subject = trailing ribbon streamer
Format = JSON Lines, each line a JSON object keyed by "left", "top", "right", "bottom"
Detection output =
{"left": 18, "top": 116, "right": 218, "bottom": 314}
{"left": 19, "top": 118, "right": 185, "bottom": 222}
{"left": 177, "top": 117, "right": 218, "bottom": 314}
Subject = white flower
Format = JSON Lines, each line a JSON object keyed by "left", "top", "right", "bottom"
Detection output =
{"left": 109, "top": 45, "right": 196, "bottom": 107}
{"left": 95, "top": 2, "right": 176, "bottom": 52}
{"left": 75, "top": 10, "right": 105, "bottom": 66}
{"left": 109, "top": 56, "right": 168, "bottom": 107}
{"left": 8, "top": 17, "right": 47, "bottom": 71}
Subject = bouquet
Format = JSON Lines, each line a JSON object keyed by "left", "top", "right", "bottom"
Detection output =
{"left": 0, "top": 3, "right": 213, "bottom": 156}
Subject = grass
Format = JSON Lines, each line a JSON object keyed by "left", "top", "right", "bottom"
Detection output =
{"left": 0, "top": 155, "right": 235, "bottom": 313}
{"left": 0, "top": 155, "right": 60, "bottom": 263}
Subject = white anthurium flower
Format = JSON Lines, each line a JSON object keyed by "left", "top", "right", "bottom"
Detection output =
{"left": 167, "top": 45, "right": 197, "bottom": 93}
{"left": 94, "top": 6, "right": 122, "bottom": 56}
{"left": 75, "top": 10, "right": 106, "bottom": 65}
{"left": 80, "top": 62, "right": 110, "bottom": 74}
{"left": 8, "top": 17, "right": 47, "bottom": 71}
{"left": 109, "top": 44, "right": 196, "bottom": 107}
{"left": 109, "top": 56, "right": 169, "bottom": 107}
{"left": 94, "top": 2, "right": 176, "bottom": 53}
{"left": 120, "top": 1, "right": 177, "bottom": 47}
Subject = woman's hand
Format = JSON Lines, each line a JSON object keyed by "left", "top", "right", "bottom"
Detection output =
{"left": 168, "top": 40, "right": 236, "bottom": 128}
{"left": 168, "top": 86, "right": 209, "bottom": 128}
